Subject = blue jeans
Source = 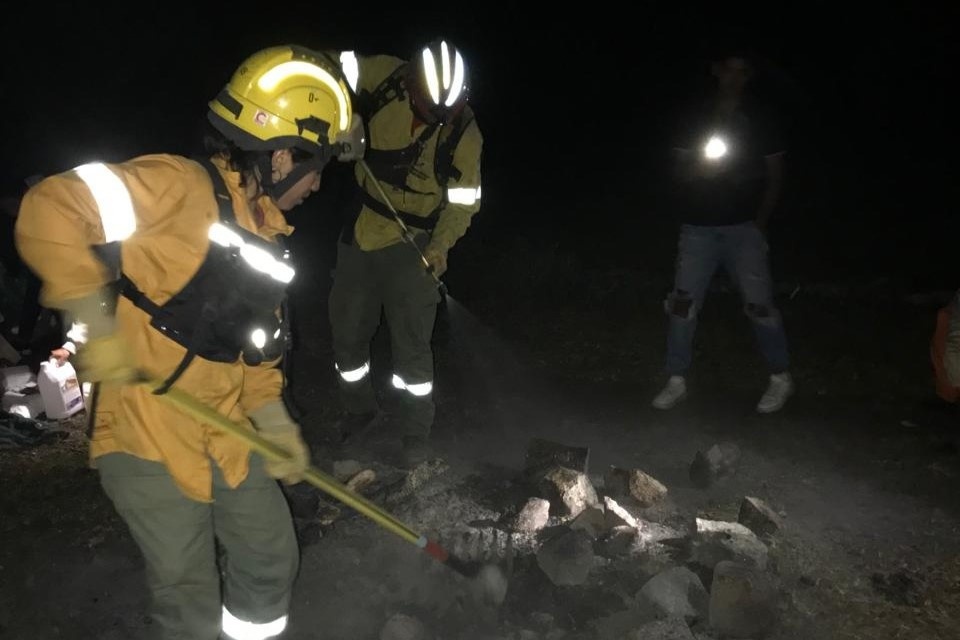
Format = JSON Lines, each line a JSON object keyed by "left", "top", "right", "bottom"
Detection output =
{"left": 664, "top": 222, "right": 789, "bottom": 375}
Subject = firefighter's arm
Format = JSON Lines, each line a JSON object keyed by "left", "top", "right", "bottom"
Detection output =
{"left": 15, "top": 174, "right": 114, "bottom": 306}
{"left": 242, "top": 357, "right": 309, "bottom": 484}
{"left": 426, "top": 121, "right": 483, "bottom": 273}
{"left": 945, "top": 292, "right": 960, "bottom": 387}
{"left": 16, "top": 173, "right": 134, "bottom": 382}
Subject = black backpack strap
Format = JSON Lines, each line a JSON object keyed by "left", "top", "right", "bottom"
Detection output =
{"left": 435, "top": 113, "right": 474, "bottom": 185}
{"left": 151, "top": 303, "right": 218, "bottom": 395}
{"left": 359, "top": 188, "right": 439, "bottom": 230}
{"left": 356, "top": 63, "right": 408, "bottom": 121}
{"left": 118, "top": 271, "right": 214, "bottom": 396}
{"left": 118, "top": 274, "right": 161, "bottom": 317}
{"left": 193, "top": 157, "right": 298, "bottom": 413}
{"left": 148, "top": 158, "right": 240, "bottom": 395}
{"left": 194, "top": 156, "right": 238, "bottom": 223}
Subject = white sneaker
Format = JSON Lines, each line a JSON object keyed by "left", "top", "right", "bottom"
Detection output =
{"left": 757, "top": 372, "right": 794, "bottom": 413}
{"left": 652, "top": 375, "right": 687, "bottom": 410}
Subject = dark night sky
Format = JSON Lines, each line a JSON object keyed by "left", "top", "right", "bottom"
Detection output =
{"left": 2, "top": 2, "right": 957, "bottom": 286}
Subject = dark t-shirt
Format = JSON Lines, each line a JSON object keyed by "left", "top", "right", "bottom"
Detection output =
{"left": 670, "top": 100, "right": 785, "bottom": 226}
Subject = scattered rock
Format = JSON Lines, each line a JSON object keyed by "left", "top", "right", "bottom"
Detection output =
{"left": 737, "top": 497, "right": 784, "bottom": 539}
{"left": 689, "top": 443, "right": 741, "bottom": 489}
{"left": 536, "top": 527, "right": 595, "bottom": 586}
{"left": 637, "top": 566, "right": 708, "bottom": 622}
{"left": 691, "top": 518, "right": 769, "bottom": 572}
{"left": 570, "top": 505, "right": 607, "bottom": 539}
{"left": 709, "top": 561, "right": 777, "bottom": 638}
{"left": 345, "top": 468, "right": 377, "bottom": 494}
{"left": 604, "top": 466, "right": 668, "bottom": 507}
{"left": 603, "top": 496, "right": 638, "bottom": 529}
{"left": 513, "top": 497, "right": 551, "bottom": 533}
{"left": 538, "top": 467, "right": 598, "bottom": 517}
{"left": 638, "top": 520, "right": 687, "bottom": 548}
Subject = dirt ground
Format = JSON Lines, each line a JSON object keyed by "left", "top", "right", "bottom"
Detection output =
{"left": 1, "top": 226, "right": 959, "bottom": 639}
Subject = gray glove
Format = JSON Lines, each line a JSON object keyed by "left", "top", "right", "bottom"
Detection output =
{"left": 60, "top": 286, "right": 137, "bottom": 384}
{"left": 60, "top": 286, "right": 119, "bottom": 343}
{"left": 248, "top": 401, "right": 310, "bottom": 484}
{"left": 336, "top": 114, "right": 366, "bottom": 162}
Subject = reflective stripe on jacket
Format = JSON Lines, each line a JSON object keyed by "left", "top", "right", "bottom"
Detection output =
{"left": 15, "top": 154, "right": 292, "bottom": 501}
{"left": 351, "top": 54, "right": 482, "bottom": 253}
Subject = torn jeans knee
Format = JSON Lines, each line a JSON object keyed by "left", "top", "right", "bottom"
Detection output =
{"left": 665, "top": 290, "right": 697, "bottom": 320}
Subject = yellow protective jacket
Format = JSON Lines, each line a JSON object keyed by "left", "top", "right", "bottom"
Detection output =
{"left": 15, "top": 154, "right": 293, "bottom": 502}
{"left": 351, "top": 54, "right": 483, "bottom": 252}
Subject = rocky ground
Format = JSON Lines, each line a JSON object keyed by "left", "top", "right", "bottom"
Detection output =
{"left": 2, "top": 223, "right": 959, "bottom": 639}
{"left": 2, "top": 158, "right": 960, "bottom": 640}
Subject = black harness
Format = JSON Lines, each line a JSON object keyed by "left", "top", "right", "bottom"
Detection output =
{"left": 121, "top": 158, "right": 292, "bottom": 394}
{"left": 341, "top": 64, "right": 474, "bottom": 244}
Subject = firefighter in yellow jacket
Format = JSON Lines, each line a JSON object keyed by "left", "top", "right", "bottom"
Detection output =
{"left": 15, "top": 46, "right": 354, "bottom": 640}
{"left": 329, "top": 40, "right": 483, "bottom": 465}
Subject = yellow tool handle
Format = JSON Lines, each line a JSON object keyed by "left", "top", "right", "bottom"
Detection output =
{"left": 357, "top": 160, "right": 445, "bottom": 288}
{"left": 140, "top": 378, "right": 424, "bottom": 547}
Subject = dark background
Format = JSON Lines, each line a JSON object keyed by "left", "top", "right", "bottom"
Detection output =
{"left": 2, "top": 2, "right": 957, "bottom": 290}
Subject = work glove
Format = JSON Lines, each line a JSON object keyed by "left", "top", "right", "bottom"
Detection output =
{"left": 61, "top": 286, "right": 136, "bottom": 383}
{"left": 336, "top": 114, "right": 366, "bottom": 162}
{"left": 248, "top": 400, "right": 310, "bottom": 484}
{"left": 76, "top": 334, "right": 138, "bottom": 383}
{"left": 59, "top": 286, "right": 119, "bottom": 340}
{"left": 423, "top": 241, "right": 449, "bottom": 278}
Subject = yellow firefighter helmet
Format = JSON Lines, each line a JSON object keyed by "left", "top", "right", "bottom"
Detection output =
{"left": 208, "top": 45, "right": 353, "bottom": 158}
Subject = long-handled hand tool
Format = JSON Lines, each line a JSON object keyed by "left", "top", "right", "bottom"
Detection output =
{"left": 138, "top": 375, "right": 505, "bottom": 597}
{"left": 358, "top": 159, "right": 448, "bottom": 297}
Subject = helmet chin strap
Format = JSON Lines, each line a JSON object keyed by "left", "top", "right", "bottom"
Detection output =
{"left": 257, "top": 154, "right": 329, "bottom": 201}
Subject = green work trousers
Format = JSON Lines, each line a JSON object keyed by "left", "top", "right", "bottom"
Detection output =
{"left": 97, "top": 452, "right": 299, "bottom": 640}
{"left": 329, "top": 239, "right": 440, "bottom": 438}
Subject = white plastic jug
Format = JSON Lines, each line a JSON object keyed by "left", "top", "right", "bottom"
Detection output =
{"left": 38, "top": 360, "right": 85, "bottom": 419}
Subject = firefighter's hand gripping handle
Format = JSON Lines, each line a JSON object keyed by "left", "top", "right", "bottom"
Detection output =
{"left": 137, "top": 374, "right": 480, "bottom": 578}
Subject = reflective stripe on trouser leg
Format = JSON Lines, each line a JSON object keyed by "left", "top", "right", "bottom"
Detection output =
{"left": 329, "top": 241, "right": 383, "bottom": 415}
{"left": 97, "top": 452, "right": 222, "bottom": 640}
{"left": 391, "top": 374, "right": 433, "bottom": 397}
{"left": 222, "top": 607, "right": 287, "bottom": 640}
{"left": 382, "top": 240, "right": 440, "bottom": 438}
{"left": 334, "top": 359, "right": 378, "bottom": 415}
{"left": 216, "top": 454, "right": 298, "bottom": 639}
{"left": 391, "top": 373, "right": 436, "bottom": 438}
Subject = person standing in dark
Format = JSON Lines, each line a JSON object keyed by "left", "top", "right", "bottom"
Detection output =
{"left": 651, "top": 48, "right": 793, "bottom": 414}
{"left": 0, "top": 174, "right": 48, "bottom": 354}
